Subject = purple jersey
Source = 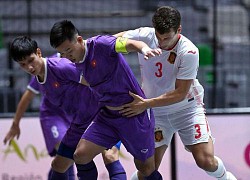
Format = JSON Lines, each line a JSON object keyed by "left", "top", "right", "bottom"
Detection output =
{"left": 36, "top": 57, "right": 99, "bottom": 128}
{"left": 28, "top": 76, "right": 69, "bottom": 120}
{"left": 27, "top": 77, "right": 71, "bottom": 156}
{"left": 76, "top": 35, "right": 145, "bottom": 107}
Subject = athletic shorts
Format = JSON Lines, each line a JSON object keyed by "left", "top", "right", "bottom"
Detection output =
{"left": 82, "top": 107, "right": 155, "bottom": 161}
{"left": 58, "top": 123, "right": 87, "bottom": 159}
{"left": 154, "top": 105, "right": 213, "bottom": 148}
{"left": 40, "top": 115, "right": 70, "bottom": 156}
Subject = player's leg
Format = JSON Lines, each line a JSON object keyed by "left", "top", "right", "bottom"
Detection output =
{"left": 154, "top": 115, "right": 174, "bottom": 170}
{"left": 187, "top": 139, "right": 236, "bottom": 180}
{"left": 48, "top": 143, "right": 75, "bottom": 180}
{"left": 73, "top": 138, "right": 106, "bottom": 179}
{"left": 50, "top": 122, "right": 86, "bottom": 180}
{"left": 155, "top": 145, "right": 168, "bottom": 170}
{"left": 40, "top": 116, "right": 75, "bottom": 180}
{"left": 102, "top": 141, "right": 126, "bottom": 180}
{"left": 132, "top": 146, "right": 165, "bottom": 179}
{"left": 134, "top": 155, "right": 162, "bottom": 180}
{"left": 119, "top": 109, "right": 162, "bottom": 179}
{"left": 179, "top": 106, "right": 237, "bottom": 180}
{"left": 131, "top": 114, "right": 173, "bottom": 180}
{"left": 51, "top": 153, "right": 75, "bottom": 179}
{"left": 131, "top": 145, "right": 169, "bottom": 180}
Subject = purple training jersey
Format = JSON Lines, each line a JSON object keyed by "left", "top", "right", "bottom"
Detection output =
{"left": 76, "top": 35, "right": 146, "bottom": 107}
{"left": 28, "top": 76, "right": 69, "bottom": 120}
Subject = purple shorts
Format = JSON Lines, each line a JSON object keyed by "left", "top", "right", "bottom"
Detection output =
{"left": 61, "top": 122, "right": 87, "bottom": 149}
{"left": 40, "top": 115, "right": 70, "bottom": 156}
{"left": 82, "top": 107, "right": 155, "bottom": 161}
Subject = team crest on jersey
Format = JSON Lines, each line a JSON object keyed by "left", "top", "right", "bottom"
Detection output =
{"left": 167, "top": 51, "right": 177, "bottom": 64}
{"left": 155, "top": 128, "right": 164, "bottom": 142}
{"left": 91, "top": 59, "right": 97, "bottom": 68}
{"left": 53, "top": 81, "right": 60, "bottom": 88}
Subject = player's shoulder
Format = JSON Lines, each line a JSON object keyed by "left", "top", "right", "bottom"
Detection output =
{"left": 137, "top": 27, "right": 155, "bottom": 38}
{"left": 178, "top": 35, "right": 199, "bottom": 55}
{"left": 87, "top": 35, "right": 116, "bottom": 48}
{"left": 89, "top": 35, "right": 115, "bottom": 43}
{"left": 47, "top": 57, "right": 75, "bottom": 71}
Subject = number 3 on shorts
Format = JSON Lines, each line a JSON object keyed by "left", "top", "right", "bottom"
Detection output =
{"left": 194, "top": 124, "right": 201, "bottom": 139}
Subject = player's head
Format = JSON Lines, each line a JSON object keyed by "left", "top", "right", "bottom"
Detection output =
{"left": 50, "top": 20, "right": 85, "bottom": 63}
{"left": 10, "top": 36, "right": 44, "bottom": 76}
{"left": 152, "top": 6, "right": 182, "bottom": 49}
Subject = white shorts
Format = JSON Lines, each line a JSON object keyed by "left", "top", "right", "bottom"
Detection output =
{"left": 154, "top": 105, "right": 213, "bottom": 148}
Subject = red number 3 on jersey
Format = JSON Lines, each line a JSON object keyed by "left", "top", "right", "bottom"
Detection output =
{"left": 155, "top": 62, "right": 163, "bottom": 77}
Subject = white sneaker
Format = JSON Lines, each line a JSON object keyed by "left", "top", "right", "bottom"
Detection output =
{"left": 226, "top": 172, "right": 237, "bottom": 180}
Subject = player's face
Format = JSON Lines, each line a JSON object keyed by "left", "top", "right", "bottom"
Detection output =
{"left": 155, "top": 26, "right": 181, "bottom": 50}
{"left": 56, "top": 36, "right": 85, "bottom": 63}
{"left": 17, "top": 49, "right": 44, "bottom": 76}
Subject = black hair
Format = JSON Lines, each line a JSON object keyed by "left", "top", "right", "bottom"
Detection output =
{"left": 50, "top": 20, "right": 79, "bottom": 48}
{"left": 152, "top": 6, "right": 181, "bottom": 34}
{"left": 10, "top": 36, "right": 38, "bottom": 62}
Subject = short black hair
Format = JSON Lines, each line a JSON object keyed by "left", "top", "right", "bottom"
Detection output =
{"left": 152, "top": 6, "right": 181, "bottom": 34}
{"left": 10, "top": 36, "right": 38, "bottom": 62}
{"left": 50, "top": 20, "right": 79, "bottom": 48}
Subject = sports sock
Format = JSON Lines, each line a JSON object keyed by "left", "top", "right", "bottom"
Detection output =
{"left": 206, "top": 156, "right": 227, "bottom": 179}
{"left": 67, "top": 165, "right": 75, "bottom": 180}
{"left": 130, "top": 170, "right": 139, "bottom": 180}
{"left": 145, "top": 170, "right": 162, "bottom": 180}
{"left": 106, "top": 160, "right": 126, "bottom": 180}
{"left": 48, "top": 168, "right": 53, "bottom": 180}
{"left": 76, "top": 161, "right": 98, "bottom": 180}
{"left": 50, "top": 170, "right": 68, "bottom": 180}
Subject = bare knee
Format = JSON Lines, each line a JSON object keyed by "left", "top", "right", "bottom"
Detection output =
{"left": 51, "top": 158, "right": 70, "bottom": 173}
{"left": 195, "top": 155, "right": 218, "bottom": 171}
{"left": 73, "top": 149, "right": 90, "bottom": 164}
{"left": 135, "top": 155, "right": 156, "bottom": 177}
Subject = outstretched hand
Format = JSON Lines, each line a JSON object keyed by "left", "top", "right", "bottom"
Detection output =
{"left": 3, "top": 122, "right": 20, "bottom": 145}
{"left": 142, "top": 47, "right": 162, "bottom": 60}
{"left": 119, "top": 91, "right": 149, "bottom": 117}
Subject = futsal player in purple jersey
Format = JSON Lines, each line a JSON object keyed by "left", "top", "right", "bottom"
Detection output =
{"left": 50, "top": 20, "right": 163, "bottom": 180}
{"left": 9, "top": 36, "right": 126, "bottom": 180}
{"left": 3, "top": 76, "right": 75, "bottom": 180}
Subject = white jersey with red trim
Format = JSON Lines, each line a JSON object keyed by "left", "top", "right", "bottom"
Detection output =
{"left": 123, "top": 27, "right": 204, "bottom": 114}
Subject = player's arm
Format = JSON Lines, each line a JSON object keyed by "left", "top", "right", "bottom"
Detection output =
{"left": 119, "top": 50, "right": 198, "bottom": 117}
{"left": 113, "top": 31, "right": 126, "bottom": 38}
{"left": 119, "top": 79, "right": 192, "bottom": 117}
{"left": 115, "top": 37, "right": 161, "bottom": 59}
{"left": 3, "top": 89, "right": 35, "bottom": 145}
{"left": 146, "top": 79, "right": 193, "bottom": 107}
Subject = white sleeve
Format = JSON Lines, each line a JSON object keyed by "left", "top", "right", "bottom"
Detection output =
{"left": 177, "top": 49, "right": 199, "bottom": 80}
{"left": 27, "top": 85, "right": 40, "bottom": 94}
{"left": 123, "top": 27, "right": 154, "bottom": 43}
{"left": 123, "top": 28, "right": 141, "bottom": 40}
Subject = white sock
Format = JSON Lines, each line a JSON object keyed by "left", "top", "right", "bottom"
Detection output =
{"left": 130, "top": 170, "right": 139, "bottom": 180}
{"left": 206, "top": 156, "right": 227, "bottom": 180}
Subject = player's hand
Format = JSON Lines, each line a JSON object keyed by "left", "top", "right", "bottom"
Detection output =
{"left": 3, "top": 122, "right": 21, "bottom": 145}
{"left": 142, "top": 47, "right": 162, "bottom": 60}
{"left": 119, "top": 91, "right": 149, "bottom": 117}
